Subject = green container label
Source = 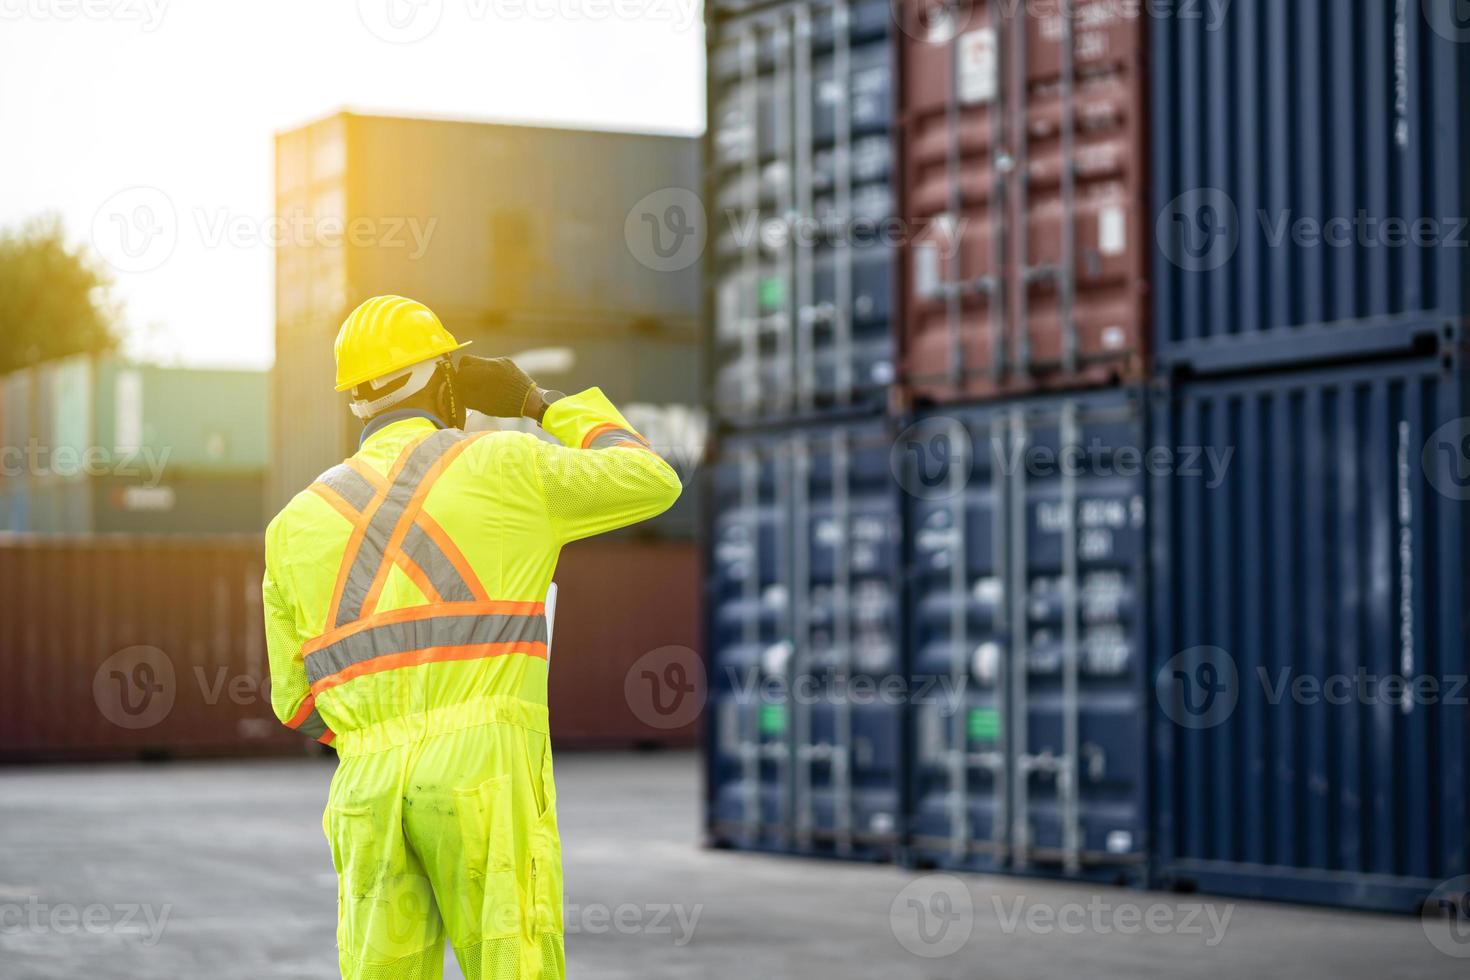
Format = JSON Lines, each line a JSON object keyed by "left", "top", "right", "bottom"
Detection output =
{"left": 759, "top": 703, "right": 788, "bottom": 736}
{"left": 758, "top": 277, "right": 786, "bottom": 311}
{"left": 968, "top": 708, "right": 1000, "bottom": 743}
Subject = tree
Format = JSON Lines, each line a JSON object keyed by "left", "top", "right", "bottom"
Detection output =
{"left": 0, "top": 216, "right": 120, "bottom": 374}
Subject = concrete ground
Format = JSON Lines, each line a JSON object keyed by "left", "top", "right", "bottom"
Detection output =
{"left": 0, "top": 752, "right": 1460, "bottom": 979}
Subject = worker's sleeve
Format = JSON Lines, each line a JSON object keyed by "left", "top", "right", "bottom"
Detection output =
{"left": 262, "top": 516, "right": 335, "bottom": 747}
{"left": 533, "top": 386, "right": 683, "bottom": 544}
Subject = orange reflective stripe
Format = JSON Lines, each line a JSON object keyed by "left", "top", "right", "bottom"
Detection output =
{"left": 580, "top": 422, "right": 620, "bottom": 449}
{"left": 393, "top": 550, "right": 445, "bottom": 604}
{"left": 284, "top": 695, "right": 336, "bottom": 745}
{"left": 359, "top": 433, "right": 488, "bottom": 619}
{"left": 415, "top": 511, "right": 489, "bottom": 602}
{"left": 325, "top": 431, "right": 434, "bottom": 627}
{"left": 344, "top": 457, "right": 386, "bottom": 492}
{"left": 309, "top": 485, "right": 448, "bottom": 602}
{"left": 310, "top": 483, "right": 361, "bottom": 524}
{"left": 310, "top": 641, "right": 548, "bottom": 696}
{"left": 285, "top": 697, "right": 318, "bottom": 728}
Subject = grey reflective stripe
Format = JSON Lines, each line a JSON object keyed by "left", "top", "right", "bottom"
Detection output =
{"left": 317, "top": 464, "right": 375, "bottom": 512}
{"left": 334, "top": 429, "right": 466, "bottom": 627}
{"left": 588, "top": 428, "right": 647, "bottom": 451}
{"left": 294, "top": 708, "right": 332, "bottom": 741}
{"left": 402, "top": 523, "right": 476, "bottom": 602}
{"left": 306, "top": 612, "right": 548, "bottom": 685}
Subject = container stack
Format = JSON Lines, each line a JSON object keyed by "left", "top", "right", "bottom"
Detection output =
{"left": 892, "top": 0, "right": 1151, "bottom": 886}
{"left": 702, "top": 0, "right": 906, "bottom": 859}
{"left": 702, "top": 0, "right": 1470, "bottom": 913}
{"left": 1144, "top": 0, "right": 1470, "bottom": 912}
{"left": 0, "top": 355, "right": 268, "bottom": 535}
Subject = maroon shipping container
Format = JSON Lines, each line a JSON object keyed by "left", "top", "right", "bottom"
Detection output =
{"left": 0, "top": 536, "right": 307, "bottom": 762}
{"left": 897, "top": 0, "right": 1149, "bottom": 405}
{"left": 0, "top": 537, "right": 699, "bottom": 761}
{"left": 548, "top": 539, "right": 701, "bottom": 748}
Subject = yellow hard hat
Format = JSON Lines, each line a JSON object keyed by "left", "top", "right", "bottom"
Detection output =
{"left": 333, "top": 295, "right": 471, "bottom": 392}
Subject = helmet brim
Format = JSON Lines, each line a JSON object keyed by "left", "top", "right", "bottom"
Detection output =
{"left": 334, "top": 340, "right": 472, "bottom": 392}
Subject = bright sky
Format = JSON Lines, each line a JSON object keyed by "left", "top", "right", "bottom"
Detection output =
{"left": 0, "top": 0, "right": 705, "bottom": 369}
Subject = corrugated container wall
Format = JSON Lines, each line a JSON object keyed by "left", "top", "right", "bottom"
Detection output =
{"left": 1150, "top": 359, "right": 1470, "bottom": 912}
{"left": 900, "top": 391, "right": 1148, "bottom": 882}
{"left": 0, "top": 537, "right": 309, "bottom": 761}
{"left": 548, "top": 540, "right": 702, "bottom": 747}
{"left": 272, "top": 113, "right": 703, "bottom": 528}
{"left": 0, "top": 356, "right": 268, "bottom": 534}
{"left": 898, "top": 0, "right": 1149, "bottom": 405}
{"left": 1152, "top": 0, "right": 1470, "bottom": 374}
{"left": 346, "top": 115, "right": 699, "bottom": 327}
{"left": 706, "top": 0, "right": 897, "bottom": 425}
{"left": 0, "top": 537, "right": 701, "bottom": 760}
{"left": 704, "top": 417, "right": 904, "bottom": 857}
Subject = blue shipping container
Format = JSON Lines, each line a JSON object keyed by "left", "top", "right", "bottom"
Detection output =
{"left": 900, "top": 390, "right": 1150, "bottom": 882}
{"left": 1152, "top": 0, "right": 1470, "bottom": 374}
{"left": 704, "top": 417, "right": 903, "bottom": 858}
{"left": 706, "top": 0, "right": 896, "bottom": 425}
{"left": 1150, "top": 358, "right": 1470, "bottom": 912}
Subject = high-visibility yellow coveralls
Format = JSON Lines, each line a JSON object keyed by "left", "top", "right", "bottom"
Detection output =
{"left": 263, "top": 388, "right": 681, "bottom": 979}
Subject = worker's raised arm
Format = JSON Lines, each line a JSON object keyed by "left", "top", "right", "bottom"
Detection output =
{"left": 262, "top": 516, "right": 335, "bottom": 747}
{"left": 532, "top": 387, "right": 683, "bottom": 544}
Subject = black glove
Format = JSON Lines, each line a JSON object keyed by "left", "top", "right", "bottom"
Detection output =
{"left": 455, "top": 355, "right": 537, "bottom": 419}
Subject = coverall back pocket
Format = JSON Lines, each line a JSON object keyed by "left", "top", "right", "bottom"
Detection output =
{"left": 326, "top": 804, "right": 380, "bottom": 900}
{"left": 453, "top": 774, "right": 516, "bottom": 879}
{"left": 452, "top": 774, "right": 520, "bottom": 939}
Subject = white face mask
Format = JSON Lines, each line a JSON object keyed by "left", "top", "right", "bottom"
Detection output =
{"left": 349, "top": 357, "right": 445, "bottom": 420}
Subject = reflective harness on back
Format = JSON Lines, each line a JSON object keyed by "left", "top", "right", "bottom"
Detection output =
{"left": 283, "top": 429, "right": 549, "bottom": 745}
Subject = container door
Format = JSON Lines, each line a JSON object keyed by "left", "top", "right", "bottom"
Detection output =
{"left": 789, "top": 425, "right": 903, "bottom": 855}
{"left": 905, "top": 394, "right": 1148, "bottom": 879}
{"left": 707, "top": 433, "right": 790, "bottom": 848}
{"left": 907, "top": 410, "right": 1013, "bottom": 869}
{"left": 1008, "top": 398, "right": 1148, "bottom": 876}
{"left": 707, "top": 421, "right": 901, "bottom": 858}
{"left": 898, "top": 0, "right": 1147, "bottom": 405}
{"left": 708, "top": 0, "right": 895, "bottom": 425}
{"left": 1150, "top": 362, "right": 1470, "bottom": 912}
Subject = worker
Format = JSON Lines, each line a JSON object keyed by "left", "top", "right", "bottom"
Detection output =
{"left": 262, "top": 295, "right": 682, "bottom": 979}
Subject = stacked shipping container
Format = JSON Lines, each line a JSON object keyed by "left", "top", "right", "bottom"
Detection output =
{"left": 0, "top": 356, "right": 268, "bottom": 535}
{"left": 703, "top": 0, "right": 1470, "bottom": 912}
{"left": 897, "top": 0, "right": 1149, "bottom": 403}
{"left": 703, "top": 0, "right": 905, "bottom": 859}
{"left": 891, "top": 0, "right": 1154, "bottom": 886}
{"left": 1150, "top": 361, "right": 1470, "bottom": 912}
{"left": 706, "top": 0, "right": 898, "bottom": 423}
{"left": 899, "top": 391, "right": 1149, "bottom": 883}
{"left": 1151, "top": 0, "right": 1470, "bottom": 374}
{"left": 706, "top": 418, "right": 903, "bottom": 857}
{"left": 1144, "top": 0, "right": 1470, "bottom": 912}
